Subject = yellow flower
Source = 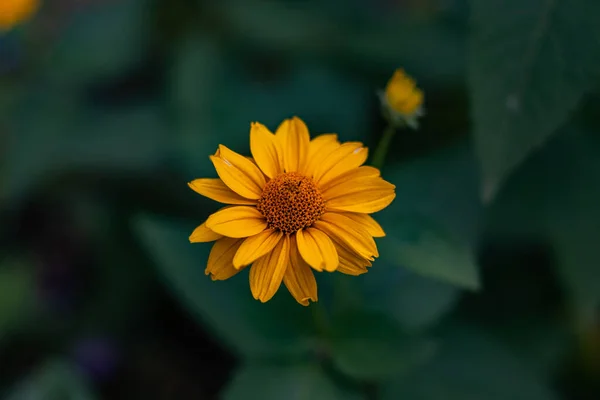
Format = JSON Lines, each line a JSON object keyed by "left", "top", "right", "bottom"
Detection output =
{"left": 189, "top": 117, "right": 396, "bottom": 305}
{"left": 380, "top": 69, "right": 424, "bottom": 129}
{"left": 0, "top": 0, "right": 39, "bottom": 31}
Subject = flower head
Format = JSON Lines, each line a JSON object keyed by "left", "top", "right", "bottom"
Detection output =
{"left": 380, "top": 69, "right": 424, "bottom": 129}
{"left": 189, "top": 117, "right": 396, "bottom": 305}
{"left": 0, "top": 0, "right": 39, "bottom": 32}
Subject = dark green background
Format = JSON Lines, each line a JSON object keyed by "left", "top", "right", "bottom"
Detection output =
{"left": 1, "top": 0, "right": 599, "bottom": 398}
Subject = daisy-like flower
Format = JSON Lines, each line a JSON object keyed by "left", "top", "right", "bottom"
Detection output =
{"left": 188, "top": 117, "right": 396, "bottom": 305}
{"left": 379, "top": 68, "right": 424, "bottom": 129}
{"left": 0, "top": 0, "right": 39, "bottom": 31}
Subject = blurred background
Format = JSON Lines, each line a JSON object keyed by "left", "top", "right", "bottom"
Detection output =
{"left": 1, "top": 0, "right": 600, "bottom": 399}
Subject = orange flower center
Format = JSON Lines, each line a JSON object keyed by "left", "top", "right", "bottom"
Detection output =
{"left": 257, "top": 172, "right": 325, "bottom": 235}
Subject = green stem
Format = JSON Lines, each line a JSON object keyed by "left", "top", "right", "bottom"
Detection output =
{"left": 370, "top": 125, "right": 396, "bottom": 170}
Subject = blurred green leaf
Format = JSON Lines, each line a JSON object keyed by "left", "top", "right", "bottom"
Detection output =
{"left": 469, "top": 0, "right": 600, "bottom": 200}
{"left": 68, "top": 199, "right": 155, "bottom": 337}
{"left": 330, "top": 312, "right": 436, "bottom": 381}
{"left": 0, "top": 259, "right": 36, "bottom": 342}
{"left": 486, "top": 129, "right": 600, "bottom": 323}
{"left": 383, "top": 142, "right": 481, "bottom": 241}
{"left": 212, "top": 0, "right": 331, "bottom": 53}
{"left": 44, "top": 0, "right": 150, "bottom": 86}
{"left": 223, "top": 363, "right": 357, "bottom": 400}
{"left": 363, "top": 266, "right": 459, "bottom": 332}
{"left": 213, "top": 63, "right": 369, "bottom": 143}
{"left": 487, "top": 318, "right": 570, "bottom": 377}
{"left": 378, "top": 215, "right": 480, "bottom": 290}
{"left": 168, "top": 35, "right": 241, "bottom": 179}
{"left": 133, "top": 215, "right": 317, "bottom": 359}
{"left": 3, "top": 92, "right": 169, "bottom": 203}
{"left": 377, "top": 143, "right": 481, "bottom": 290}
{"left": 169, "top": 33, "right": 370, "bottom": 180}
{"left": 5, "top": 359, "right": 96, "bottom": 400}
{"left": 344, "top": 16, "right": 466, "bottom": 84}
{"left": 381, "top": 326, "right": 558, "bottom": 400}
{"left": 212, "top": 0, "right": 466, "bottom": 84}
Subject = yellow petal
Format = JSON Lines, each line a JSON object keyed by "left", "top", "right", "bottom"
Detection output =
{"left": 296, "top": 228, "right": 339, "bottom": 272}
{"left": 333, "top": 237, "right": 373, "bottom": 270}
{"left": 338, "top": 213, "right": 385, "bottom": 237}
{"left": 188, "top": 178, "right": 257, "bottom": 205}
{"left": 249, "top": 235, "right": 289, "bottom": 302}
{"left": 318, "top": 165, "right": 380, "bottom": 192}
{"left": 337, "top": 261, "right": 368, "bottom": 276}
{"left": 210, "top": 144, "right": 266, "bottom": 199}
{"left": 323, "top": 177, "right": 396, "bottom": 214}
{"left": 233, "top": 229, "right": 283, "bottom": 268}
{"left": 250, "top": 122, "right": 283, "bottom": 179}
{"left": 304, "top": 134, "right": 341, "bottom": 176}
{"left": 275, "top": 116, "right": 310, "bottom": 172}
{"left": 189, "top": 222, "right": 223, "bottom": 243}
{"left": 314, "top": 213, "right": 378, "bottom": 260}
{"left": 205, "top": 206, "right": 267, "bottom": 238}
{"left": 322, "top": 176, "right": 393, "bottom": 199}
{"left": 310, "top": 134, "right": 338, "bottom": 150}
{"left": 283, "top": 236, "right": 318, "bottom": 306}
{"left": 205, "top": 237, "right": 245, "bottom": 280}
{"left": 316, "top": 145, "right": 369, "bottom": 187}
{"left": 312, "top": 142, "right": 365, "bottom": 182}
{"left": 327, "top": 191, "right": 396, "bottom": 214}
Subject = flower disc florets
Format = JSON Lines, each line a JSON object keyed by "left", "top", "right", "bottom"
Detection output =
{"left": 257, "top": 172, "right": 325, "bottom": 235}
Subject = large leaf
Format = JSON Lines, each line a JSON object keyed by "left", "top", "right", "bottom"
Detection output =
{"left": 485, "top": 128, "right": 600, "bottom": 323}
{"left": 211, "top": 0, "right": 466, "bottom": 84}
{"left": 168, "top": 35, "right": 228, "bottom": 179}
{"left": 5, "top": 359, "right": 97, "bottom": 400}
{"left": 132, "top": 215, "right": 317, "bottom": 359}
{"left": 44, "top": 0, "right": 150, "bottom": 87}
{"left": 469, "top": 0, "right": 600, "bottom": 200}
{"left": 168, "top": 34, "right": 370, "bottom": 180}
{"left": 3, "top": 92, "right": 169, "bottom": 203}
{"left": 362, "top": 265, "right": 460, "bottom": 332}
{"left": 378, "top": 215, "right": 480, "bottom": 290}
{"left": 0, "top": 259, "right": 36, "bottom": 342}
{"left": 329, "top": 312, "right": 436, "bottom": 381}
{"left": 381, "top": 326, "right": 558, "bottom": 400}
{"left": 377, "top": 142, "right": 481, "bottom": 290}
{"left": 223, "top": 363, "right": 357, "bottom": 400}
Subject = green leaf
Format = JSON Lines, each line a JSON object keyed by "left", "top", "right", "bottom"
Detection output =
{"left": 44, "top": 0, "right": 150, "bottom": 86}
{"left": 214, "top": 0, "right": 466, "bottom": 84}
{"left": 485, "top": 318, "right": 570, "bottom": 377}
{"left": 0, "top": 259, "right": 36, "bottom": 342}
{"left": 330, "top": 312, "right": 437, "bottom": 381}
{"left": 132, "top": 215, "right": 317, "bottom": 359}
{"left": 223, "top": 363, "right": 357, "bottom": 400}
{"left": 5, "top": 359, "right": 97, "bottom": 400}
{"left": 377, "top": 143, "right": 482, "bottom": 290}
{"left": 382, "top": 142, "right": 481, "bottom": 242}
{"left": 363, "top": 266, "right": 459, "bottom": 332}
{"left": 381, "top": 326, "right": 558, "bottom": 400}
{"left": 3, "top": 92, "right": 169, "bottom": 202}
{"left": 378, "top": 216, "right": 480, "bottom": 290}
{"left": 469, "top": 0, "right": 600, "bottom": 200}
{"left": 168, "top": 35, "right": 239, "bottom": 179}
{"left": 168, "top": 36, "right": 370, "bottom": 179}
{"left": 486, "top": 129, "right": 600, "bottom": 323}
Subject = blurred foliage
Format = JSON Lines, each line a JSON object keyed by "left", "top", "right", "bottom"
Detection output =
{"left": 1, "top": 0, "right": 600, "bottom": 399}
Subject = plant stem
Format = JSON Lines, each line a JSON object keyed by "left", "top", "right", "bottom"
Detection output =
{"left": 370, "top": 124, "right": 396, "bottom": 170}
